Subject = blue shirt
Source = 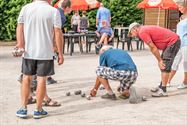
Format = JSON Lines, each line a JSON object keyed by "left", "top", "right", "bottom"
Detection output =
{"left": 99, "top": 49, "right": 137, "bottom": 71}
{"left": 177, "top": 19, "right": 187, "bottom": 47}
{"left": 57, "top": 8, "right": 66, "bottom": 27}
{"left": 96, "top": 7, "right": 111, "bottom": 28}
{"left": 97, "top": 27, "right": 113, "bottom": 36}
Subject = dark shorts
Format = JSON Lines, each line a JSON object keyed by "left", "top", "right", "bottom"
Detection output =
{"left": 161, "top": 40, "right": 181, "bottom": 72}
{"left": 72, "top": 24, "right": 78, "bottom": 33}
{"left": 21, "top": 58, "right": 54, "bottom": 77}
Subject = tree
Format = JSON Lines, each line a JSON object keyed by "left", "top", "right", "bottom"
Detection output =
{"left": 0, "top": 0, "right": 143, "bottom": 41}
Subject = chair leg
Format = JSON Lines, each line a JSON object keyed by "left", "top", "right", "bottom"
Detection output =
{"left": 67, "top": 39, "right": 70, "bottom": 52}
{"left": 89, "top": 43, "right": 91, "bottom": 52}
{"left": 122, "top": 42, "right": 125, "bottom": 50}
{"left": 130, "top": 43, "right": 133, "bottom": 51}
{"left": 136, "top": 40, "right": 139, "bottom": 50}
{"left": 116, "top": 40, "right": 119, "bottom": 49}
{"left": 79, "top": 42, "right": 83, "bottom": 53}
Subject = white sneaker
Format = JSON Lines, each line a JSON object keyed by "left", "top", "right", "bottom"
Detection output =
{"left": 152, "top": 88, "right": 168, "bottom": 97}
{"left": 166, "top": 83, "right": 171, "bottom": 87}
{"left": 177, "top": 83, "right": 187, "bottom": 89}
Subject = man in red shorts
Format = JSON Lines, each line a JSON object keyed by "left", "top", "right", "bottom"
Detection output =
{"left": 128, "top": 22, "right": 180, "bottom": 97}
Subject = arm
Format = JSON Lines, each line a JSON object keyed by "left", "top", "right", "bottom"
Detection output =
{"left": 16, "top": 24, "right": 24, "bottom": 49}
{"left": 96, "top": 10, "right": 99, "bottom": 27}
{"left": 71, "top": 16, "right": 73, "bottom": 27}
{"left": 54, "top": 9, "right": 64, "bottom": 65}
{"left": 54, "top": 28, "right": 64, "bottom": 65}
{"left": 87, "top": 19, "right": 90, "bottom": 28}
{"left": 147, "top": 42, "right": 165, "bottom": 69}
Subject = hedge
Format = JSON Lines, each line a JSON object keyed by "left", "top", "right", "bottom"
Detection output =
{"left": 0, "top": 0, "right": 143, "bottom": 41}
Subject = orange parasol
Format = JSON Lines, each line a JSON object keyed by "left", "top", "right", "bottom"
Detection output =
{"left": 138, "top": 0, "right": 178, "bottom": 10}
{"left": 137, "top": 0, "right": 178, "bottom": 25}
{"left": 54, "top": 0, "right": 100, "bottom": 10}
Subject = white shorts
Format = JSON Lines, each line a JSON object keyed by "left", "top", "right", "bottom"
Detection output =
{"left": 181, "top": 46, "right": 187, "bottom": 62}
{"left": 172, "top": 46, "right": 187, "bottom": 71}
{"left": 171, "top": 49, "right": 182, "bottom": 70}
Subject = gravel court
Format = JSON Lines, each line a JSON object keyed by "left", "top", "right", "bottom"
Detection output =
{"left": 0, "top": 46, "right": 187, "bottom": 125}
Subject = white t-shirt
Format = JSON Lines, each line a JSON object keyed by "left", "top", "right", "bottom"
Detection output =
{"left": 17, "top": 1, "right": 62, "bottom": 60}
{"left": 72, "top": 15, "right": 80, "bottom": 25}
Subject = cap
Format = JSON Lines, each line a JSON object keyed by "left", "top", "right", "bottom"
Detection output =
{"left": 128, "top": 22, "right": 140, "bottom": 36}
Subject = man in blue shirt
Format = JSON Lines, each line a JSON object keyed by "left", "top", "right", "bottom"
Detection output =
{"left": 96, "top": 3, "right": 111, "bottom": 29}
{"left": 90, "top": 46, "right": 138, "bottom": 102}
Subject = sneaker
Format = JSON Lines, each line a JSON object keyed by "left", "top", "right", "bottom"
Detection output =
{"left": 166, "top": 83, "right": 171, "bottom": 87}
{"left": 152, "top": 88, "right": 168, "bottom": 97}
{"left": 177, "top": 83, "right": 187, "bottom": 89}
{"left": 33, "top": 109, "right": 48, "bottom": 119}
{"left": 129, "top": 86, "right": 139, "bottom": 104}
{"left": 101, "top": 93, "right": 117, "bottom": 100}
{"left": 150, "top": 86, "right": 160, "bottom": 92}
{"left": 16, "top": 108, "right": 27, "bottom": 118}
{"left": 47, "top": 77, "right": 57, "bottom": 85}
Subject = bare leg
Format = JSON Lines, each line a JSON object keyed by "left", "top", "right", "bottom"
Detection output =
{"left": 103, "top": 36, "right": 109, "bottom": 45}
{"left": 183, "top": 72, "right": 187, "bottom": 84}
{"left": 98, "top": 33, "right": 107, "bottom": 45}
{"left": 90, "top": 77, "right": 101, "bottom": 96}
{"left": 21, "top": 75, "right": 32, "bottom": 108}
{"left": 161, "top": 72, "right": 170, "bottom": 87}
{"left": 167, "top": 70, "right": 177, "bottom": 84}
{"left": 93, "top": 77, "right": 101, "bottom": 90}
{"left": 97, "top": 76, "right": 113, "bottom": 93}
{"left": 36, "top": 76, "right": 47, "bottom": 110}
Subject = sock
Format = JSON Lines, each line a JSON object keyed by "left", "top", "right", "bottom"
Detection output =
{"left": 162, "top": 86, "right": 167, "bottom": 92}
{"left": 159, "top": 82, "right": 162, "bottom": 89}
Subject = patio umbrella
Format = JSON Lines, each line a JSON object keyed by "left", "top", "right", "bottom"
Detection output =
{"left": 137, "top": 0, "right": 178, "bottom": 25}
{"left": 54, "top": 0, "right": 100, "bottom": 10}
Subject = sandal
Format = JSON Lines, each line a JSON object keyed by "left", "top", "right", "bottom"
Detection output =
{"left": 28, "top": 97, "right": 36, "bottom": 104}
{"left": 118, "top": 90, "right": 130, "bottom": 99}
{"left": 43, "top": 98, "right": 61, "bottom": 107}
{"left": 118, "top": 95, "right": 129, "bottom": 99}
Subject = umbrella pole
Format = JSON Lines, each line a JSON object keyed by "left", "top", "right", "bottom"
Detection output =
{"left": 157, "top": 7, "right": 161, "bottom": 26}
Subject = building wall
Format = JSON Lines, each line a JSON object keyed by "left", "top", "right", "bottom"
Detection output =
{"left": 144, "top": 8, "right": 166, "bottom": 28}
{"left": 144, "top": 8, "right": 179, "bottom": 30}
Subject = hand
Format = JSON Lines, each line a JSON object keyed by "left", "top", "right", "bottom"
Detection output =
{"left": 15, "top": 43, "right": 24, "bottom": 49}
{"left": 109, "top": 37, "right": 112, "bottom": 41}
{"left": 13, "top": 43, "right": 24, "bottom": 57}
{"left": 58, "top": 54, "right": 64, "bottom": 65}
{"left": 158, "top": 60, "right": 165, "bottom": 70}
{"left": 90, "top": 88, "right": 97, "bottom": 97}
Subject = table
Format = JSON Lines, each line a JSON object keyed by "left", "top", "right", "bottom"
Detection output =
{"left": 114, "top": 27, "right": 129, "bottom": 37}
{"left": 63, "top": 33, "right": 97, "bottom": 56}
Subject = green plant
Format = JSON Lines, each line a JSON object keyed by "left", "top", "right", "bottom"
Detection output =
{"left": 0, "top": 0, "right": 143, "bottom": 41}
{"left": 0, "top": 0, "right": 31, "bottom": 41}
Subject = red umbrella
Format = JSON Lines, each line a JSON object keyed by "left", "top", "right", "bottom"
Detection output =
{"left": 138, "top": 0, "right": 178, "bottom": 10}
{"left": 137, "top": 0, "right": 178, "bottom": 25}
{"left": 54, "top": 0, "right": 100, "bottom": 10}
